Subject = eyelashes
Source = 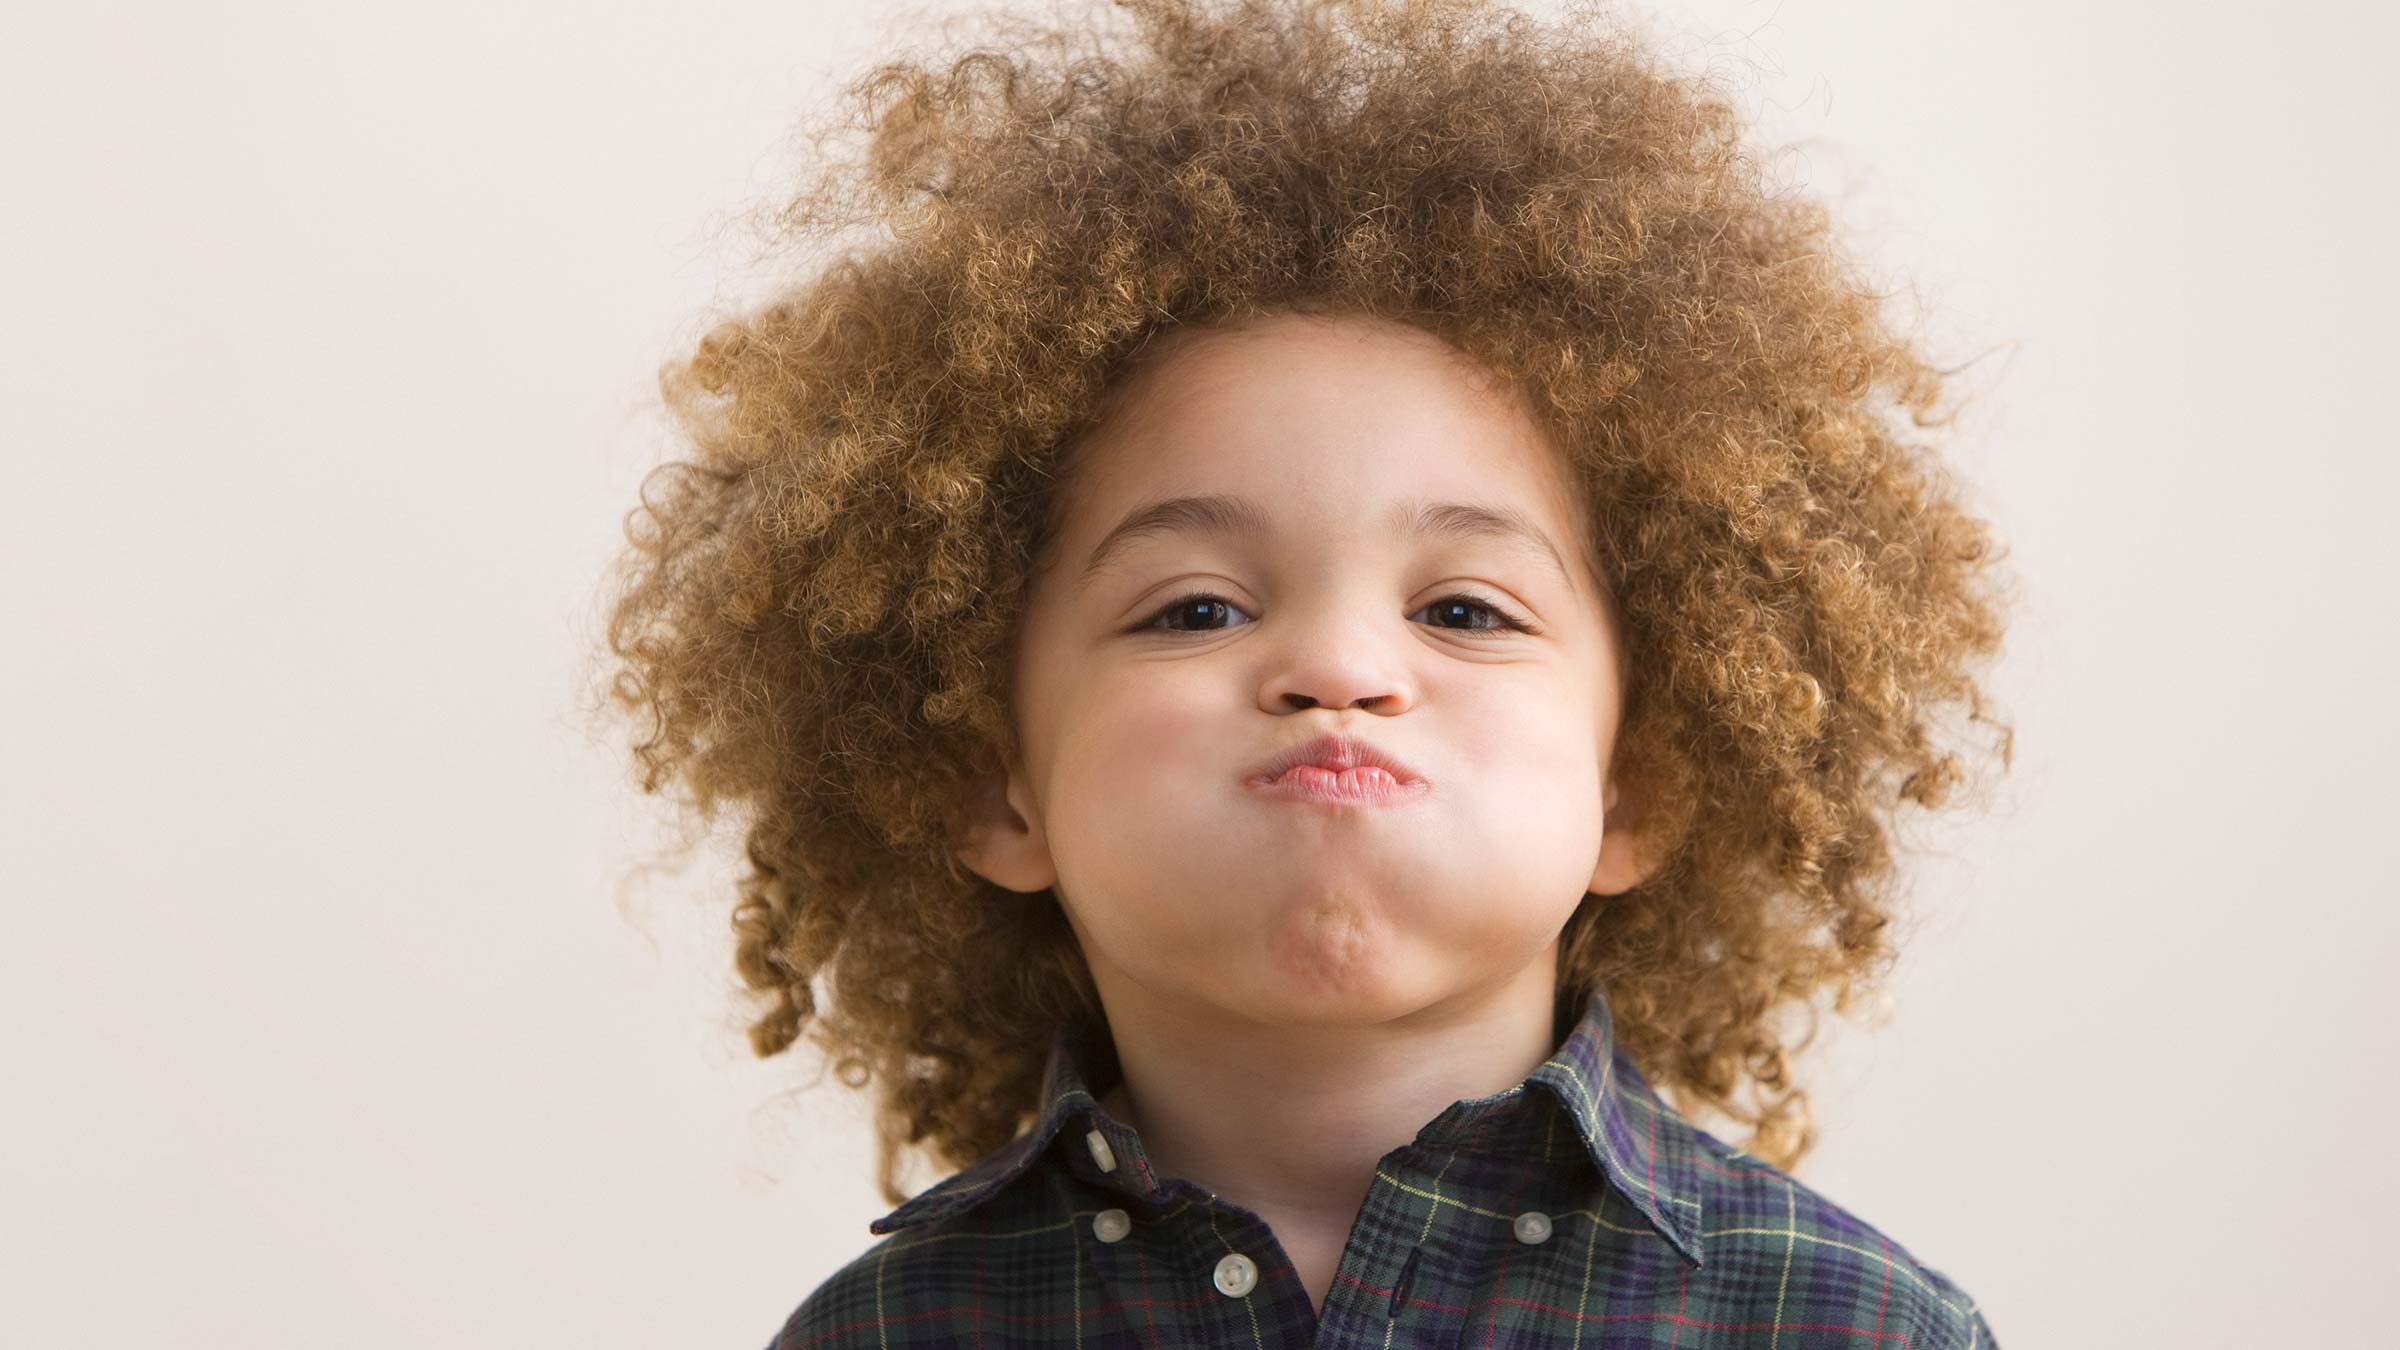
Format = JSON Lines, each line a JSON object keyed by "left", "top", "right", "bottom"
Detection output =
{"left": 1131, "top": 591, "right": 1541, "bottom": 639}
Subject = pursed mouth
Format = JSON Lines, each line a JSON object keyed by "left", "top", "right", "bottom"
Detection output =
{"left": 1243, "top": 731, "right": 1426, "bottom": 789}
{"left": 1249, "top": 761, "right": 1432, "bottom": 807}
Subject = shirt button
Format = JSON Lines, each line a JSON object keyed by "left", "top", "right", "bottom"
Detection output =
{"left": 1092, "top": 1208, "right": 1132, "bottom": 1243}
{"left": 1085, "top": 1127, "right": 1117, "bottom": 1173}
{"left": 1512, "top": 1210, "right": 1554, "bottom": 1244}
{"left": 1213, "top": 1252, "right": 1258, "bottom": 1298}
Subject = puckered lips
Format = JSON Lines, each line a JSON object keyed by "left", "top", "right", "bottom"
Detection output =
{"left": 1243, "top": 731, "right": 1431, "bottom": 807}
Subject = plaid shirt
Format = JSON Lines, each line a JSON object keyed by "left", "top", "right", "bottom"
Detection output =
{"left": 768, "top": 988, "right": 1998, "bottom": 1348}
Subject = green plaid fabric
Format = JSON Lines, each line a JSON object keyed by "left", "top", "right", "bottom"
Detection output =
{"left": 769, "top": 987, "right": 1997, "bottom": 1347}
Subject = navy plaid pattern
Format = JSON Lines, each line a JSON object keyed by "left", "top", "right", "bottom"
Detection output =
{"left": 768, "top": 988, "right": 1997, "bottom": 1347}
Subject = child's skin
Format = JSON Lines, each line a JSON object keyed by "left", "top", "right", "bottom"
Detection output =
{"left": 954, "top": 308, "right": 1658, "bottom": 1315}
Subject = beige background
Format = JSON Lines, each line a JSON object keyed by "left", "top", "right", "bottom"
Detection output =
{"left": 6, "top": 0, "right": 2391, "bottom": 1345}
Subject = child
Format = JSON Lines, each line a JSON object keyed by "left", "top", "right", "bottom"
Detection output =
{"left": 596, "top": 0, "right": 2015, "bottom": 1344}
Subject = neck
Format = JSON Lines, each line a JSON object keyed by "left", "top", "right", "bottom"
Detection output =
{"left": 1088, "top": 955, "right": 1564, "bottom": 1231}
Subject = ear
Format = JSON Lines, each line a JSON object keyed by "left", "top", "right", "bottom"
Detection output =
{"left": 1586, "top": 771, "right": 1660, "bottom": 896}
{"left": 951, "top": 747, "right": 1059, "bottom": 895}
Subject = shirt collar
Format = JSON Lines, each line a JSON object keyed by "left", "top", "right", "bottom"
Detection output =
{"left": 867, "top": 985, "right": 1705, "bottom": 1267}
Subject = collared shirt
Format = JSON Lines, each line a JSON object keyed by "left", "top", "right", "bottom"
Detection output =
{"left": 767, "top": 988, "right": 1999, "bottom": 1348}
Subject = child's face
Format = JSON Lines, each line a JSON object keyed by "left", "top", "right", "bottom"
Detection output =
{"left": 957, "top": 310, "right": 1650, "bottom": 1027}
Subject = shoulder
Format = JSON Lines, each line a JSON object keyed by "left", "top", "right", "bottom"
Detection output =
{"left": 761, "top": 1230, "right": 913, "bottom": 1350}
{"left": 764, "top": 1224, "right": 978, "bottom": 1350}
{"left": 763, "top": 1196, "right": 1076, "bottom": 1350}
{"left": 764, "top": 1128, "right": 1097, "bottom": 1348}
{"left": 1909, "top": 1260, "right": 2003, "bottom": 1349}
{"left": 1677, "top": 1124, "right": 2002, "bottom": 1348}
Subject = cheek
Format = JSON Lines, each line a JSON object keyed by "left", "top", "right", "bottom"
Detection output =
{"left": 1444, "top": 669, "right": 1602, "bottom": 770}
{"left": 1012, "top": 617, "right": 1210, "bottom": 800}
{"left": 1436, "top": 677, "right": 1610, "bottom": 855}
{"left": 1056, "top": 668, "right": 1223, "bottom": 781}
{"left": 1036, "top": 669, "right": 1231, "bottom": 879}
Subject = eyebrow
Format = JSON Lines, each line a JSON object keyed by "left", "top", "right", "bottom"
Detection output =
{"left": 1074, "top": 492, "right": 1575, "bottom": 594}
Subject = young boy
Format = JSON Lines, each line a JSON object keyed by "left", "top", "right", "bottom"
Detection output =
{"left": 594, "top": 1, "right": 2015, "bottom": 1345}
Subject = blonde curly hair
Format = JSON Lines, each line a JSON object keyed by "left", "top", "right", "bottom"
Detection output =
{"left": 591, "top": 0, "right": 2017, "bottom": 1209}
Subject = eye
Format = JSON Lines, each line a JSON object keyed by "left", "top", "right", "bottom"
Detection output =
{"left": 1135, "top": 594, "right": 1256, "bottom": 635}
{"left": 1131, "top": 591, "right": 1539, "bottom": 638}
{"left": 1414, "top": 594, "right": 1539, "bottom": 636}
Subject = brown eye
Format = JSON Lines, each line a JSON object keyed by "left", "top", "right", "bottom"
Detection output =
{"left": 1137, "top": 595, "right": 1254, "bottom": 633}
{"left": 1416, "top": 595, "right": 1529, "bottom": 633}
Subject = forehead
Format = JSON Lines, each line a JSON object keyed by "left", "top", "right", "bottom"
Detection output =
{"left": 1054, "top": 311, "right": 1583, "bottom": 538}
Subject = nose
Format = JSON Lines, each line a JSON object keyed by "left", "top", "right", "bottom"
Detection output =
{"left": 1260, "top": 619, "right": 1415, "bottom": 715}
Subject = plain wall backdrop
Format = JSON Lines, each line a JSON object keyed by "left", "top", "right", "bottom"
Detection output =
{"left": 7, "top": 0, "right": 2393, "bottom": 1344}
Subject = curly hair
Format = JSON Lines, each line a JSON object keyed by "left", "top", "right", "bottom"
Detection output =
{"left": 589, "top": 0, "right": 2016, "bottom": 1209}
